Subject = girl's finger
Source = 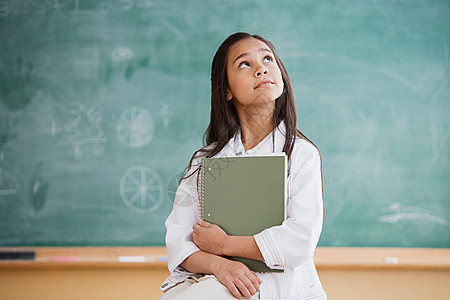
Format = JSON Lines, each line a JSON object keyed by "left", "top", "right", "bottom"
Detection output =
{"left": 199, "top": 220, "right": 211, "bottom": 227}
{"left": 193, "top": 224, "right": 201, "bottom": 232}
{"left": 247, "top": 272, "right": 261, "bottom": 293}
{"left": 225, "top": 282, "right": 243, "bottom": 300}
{"left": 240, "top": 274, "right": 258, "bottom": 295}
{"left": 234, "top": 279, "right": 252, "bottom": 299}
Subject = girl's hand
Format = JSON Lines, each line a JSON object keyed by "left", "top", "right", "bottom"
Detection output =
{"left": 193, "top": 220, "right": 228, "bottom": 256}
{"left": 213, "top": 258, "right": 262, "bottom": 300}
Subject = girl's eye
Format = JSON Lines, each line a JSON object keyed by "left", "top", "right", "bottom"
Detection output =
{"left": 264, "top": 56, "right": 273, "bottom": 63}
{"left": 238, "top": 61, "right": 250, "bottom": 69}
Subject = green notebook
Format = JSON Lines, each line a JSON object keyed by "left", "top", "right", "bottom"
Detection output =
{"left": 199, "top": 154, "right": 286, "bottom": 273}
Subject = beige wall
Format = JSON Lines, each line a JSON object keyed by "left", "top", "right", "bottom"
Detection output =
{"left": 1, "top": 267, "right": 449, "bottom": 300}
{"left": 319, "top": 269, "right": 450, "bottom": 300}
{"left": 1, "top": 248, "right": 449, "bottom": 299}
{"left": 0, "top": 267, "right": 169, "bottom": 300}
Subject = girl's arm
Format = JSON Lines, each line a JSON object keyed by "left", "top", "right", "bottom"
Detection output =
{"left": 253, "top": 144, "right": 323, "bottom": 269}
{"left": 180, "top": 250, "right": 262, "bottom": 300}
{"left": 193, "top": 220, "right": 264, "bottom": 261}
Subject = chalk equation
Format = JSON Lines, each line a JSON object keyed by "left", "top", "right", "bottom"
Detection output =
{"left": 155, "top": 103, "right": 174, "bottom": 130}
{"left": 117, "top": 106, "right": 154, "bottom": 148}
{"left": 379, "top": 202, "right": 450, "bottom": 227}
{"left": 119, "top": 166, "right": 164, "bottom": 213}
{"left": 51, "top": 102, "right": 106, "bottom": 159}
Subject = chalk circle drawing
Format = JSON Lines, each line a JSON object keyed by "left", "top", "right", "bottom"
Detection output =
{"left": 0, "top": 152, "right": 19, "bottom": 197}
{"left": 120, "top": 166, "right": 164, "bottom": 213}
{"left": 111, "top": 47, "right": 134, "bottom": 63}
{"left": 117, "top": 107, "right": 154, "bottom": 148}
{"left": 379, "top": 203, "right": 450, "bottom": 227}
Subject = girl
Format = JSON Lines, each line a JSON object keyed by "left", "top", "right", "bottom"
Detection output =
{"left": 160, "top": 32, "right": 326, "bottom": 300}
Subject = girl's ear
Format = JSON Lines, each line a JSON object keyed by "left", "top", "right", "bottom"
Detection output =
{"left": 226, "top": 90, "right": 233, "bottom": 101}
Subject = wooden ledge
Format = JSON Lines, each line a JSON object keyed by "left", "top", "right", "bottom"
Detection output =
{"left": 314, "top": 247, "right": 450, "bottom": 270}
{"left": 1, "top": 247, "right": 449, "bottom": 270}
{"left": 0, "top": 247, "right": 168, "bottom": 269}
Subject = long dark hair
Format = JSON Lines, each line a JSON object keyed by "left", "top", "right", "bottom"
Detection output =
{"left": 187, "top": 32, "right": 319, "bottom": 167}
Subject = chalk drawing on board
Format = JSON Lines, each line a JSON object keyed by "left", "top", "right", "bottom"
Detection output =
{"left": 117, "top": 107, "right": 154, "bottom": 148}
{"left": 111, "top": 47, "right": 134, "bottom": 63}
{"left": 30, "top": 176, "right": 48, "bottom": 212}
{"left": 29, "top": 161, "right": 49, "bottom": 212}
{"left": 53, "top": 102, "right": 107, "bottom": 159}
{"left": 120, "top": 166, "right": 164, "bottom": 213}
{"left": 0, "top": 152, "right": 19, "bottom": 197}
{"left": 155, "top": 104, "right": 174, "bottom": 129}
{"left": 378, "top": 203, "right": 450, "bottom": 227}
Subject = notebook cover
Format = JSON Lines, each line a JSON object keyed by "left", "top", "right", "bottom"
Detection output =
{"left": 200, "top": 154, "right": 286, "bottom": 273}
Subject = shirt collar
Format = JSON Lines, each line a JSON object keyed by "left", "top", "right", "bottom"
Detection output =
{"left": 231, "top": 121, "right": 287, "bottom": 155}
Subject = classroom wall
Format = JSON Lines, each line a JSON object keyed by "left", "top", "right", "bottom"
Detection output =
{"left": 1, "top": 267, "right": 450, "bottom": 300}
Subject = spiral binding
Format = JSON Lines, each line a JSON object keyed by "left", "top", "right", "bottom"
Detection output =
{"left": 198, "top": 159, "right": 206, "bottom": 220}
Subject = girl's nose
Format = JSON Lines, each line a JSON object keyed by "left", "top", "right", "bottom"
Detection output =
{"left": 255, "top": 67, "right": 268, "bottom": 77}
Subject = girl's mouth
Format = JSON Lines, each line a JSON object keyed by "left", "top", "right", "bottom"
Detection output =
{"left": 255, "top": 80, "right": 273, "bottom": 89}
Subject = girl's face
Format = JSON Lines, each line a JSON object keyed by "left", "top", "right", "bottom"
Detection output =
{"left": 226, "top": 38, "right": 284, "bottom": 109}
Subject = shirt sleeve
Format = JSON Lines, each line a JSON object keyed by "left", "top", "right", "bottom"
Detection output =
{"left": 165, "top": 159, "right": 202, "bottom": 274}
{"left": 254, "top": 143, "right": 324, "bottom": 269}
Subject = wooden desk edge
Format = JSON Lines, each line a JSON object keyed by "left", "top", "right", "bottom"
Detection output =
{"left": 1, "top": 247, "right": 449, "bottom": 270}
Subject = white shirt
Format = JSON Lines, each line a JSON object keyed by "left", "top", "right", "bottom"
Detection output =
{"left": 161, "top": 122, "right": 327, "bottom": 300}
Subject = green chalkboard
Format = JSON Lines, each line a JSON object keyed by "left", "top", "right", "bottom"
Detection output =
{"left": 0, "top": 0, "right": 449, "bottom": 248}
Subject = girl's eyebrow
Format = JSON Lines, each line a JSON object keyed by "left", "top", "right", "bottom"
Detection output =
{"left": 233, "top": 48, "right": 272, "bottom": 64}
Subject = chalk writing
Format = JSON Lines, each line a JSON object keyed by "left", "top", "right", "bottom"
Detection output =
{"left": 379, "top": 203, "right": 450, "bottom": 227}
{"left": 111, "top": 47, "right": 134, "bottom": 63}
{"left": 52, "top": 102, "right": 106, "bottom": 159}
{"left": 0, "top": 0, "right": 154, "bottom": 17}
{"left": 155, "top": 103, "right": 174, "bottom": 130}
